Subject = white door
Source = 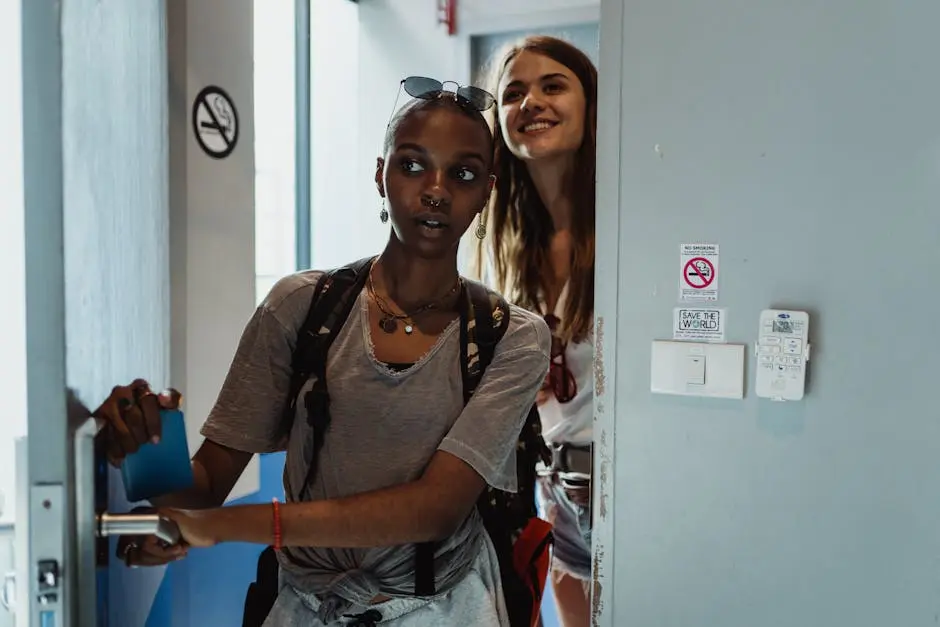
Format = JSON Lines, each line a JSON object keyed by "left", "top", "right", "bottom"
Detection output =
{"left": 593, "top": 0, "right": 940, "bottom": 624}
{"left": 0, "top": 0, "right": 26, "bottom": 625}
{"left": 16, "top": 1, "right": 170, "bottom": 625}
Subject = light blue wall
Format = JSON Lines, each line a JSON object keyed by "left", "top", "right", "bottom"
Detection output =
{"left": 598, "top": 0, "right": 940, "bottom": 625}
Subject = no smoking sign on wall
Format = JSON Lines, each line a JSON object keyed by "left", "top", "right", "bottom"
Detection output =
{"left": 679, "top": 243, "right": 719, "bottom": 302}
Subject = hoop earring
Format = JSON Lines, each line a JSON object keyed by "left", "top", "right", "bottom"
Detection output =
{"left": 380, "top": 200, "right": 389, "bottom": 224}
{"left": 475, "top": 213, "right": 487, "bottom": 240}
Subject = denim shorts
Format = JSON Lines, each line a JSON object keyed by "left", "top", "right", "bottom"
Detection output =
{"left": 536, "top": 476, "right": 592, "bottom": 581}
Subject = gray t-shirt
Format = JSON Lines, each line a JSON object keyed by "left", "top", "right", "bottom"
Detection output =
{"left": 201, "top": 270, "right": 551, "bottom": 612}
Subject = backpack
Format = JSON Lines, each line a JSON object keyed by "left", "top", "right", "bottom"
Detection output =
{"left": 242, "top": 257, "right": 553, "bottom": 627}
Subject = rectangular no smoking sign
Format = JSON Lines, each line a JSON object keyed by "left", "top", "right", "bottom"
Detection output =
{"left": 679, "top": 243, "right": 719, "bottom": 302}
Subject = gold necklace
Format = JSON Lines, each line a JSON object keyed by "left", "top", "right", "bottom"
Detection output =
{"left": 367, "top": 267, "right": 461, "bottom": 335}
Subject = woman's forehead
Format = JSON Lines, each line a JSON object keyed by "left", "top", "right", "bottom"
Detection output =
{"left": 392, "top": 107, "right": 492, "bottom": 155}
{"left": 500, "top": 51, "right": 572, "bottom": 88}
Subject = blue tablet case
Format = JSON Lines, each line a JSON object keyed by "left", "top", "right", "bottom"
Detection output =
{"left": 120, "top": 408, "right": 194, "bottom": 502}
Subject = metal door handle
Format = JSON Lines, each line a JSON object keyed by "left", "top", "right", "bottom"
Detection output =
{"left": 96, "top": 513, "right": 181, "bottom": 545}
{"left": 0, "top": 571, "right": 13, "bottom": 612}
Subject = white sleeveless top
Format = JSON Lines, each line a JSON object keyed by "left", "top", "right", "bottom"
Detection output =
{"left": 536, "top": 280, "right": 594, "bottom": 447}
{"left": 469, "top": 248, "right": 594, "bottom": 447}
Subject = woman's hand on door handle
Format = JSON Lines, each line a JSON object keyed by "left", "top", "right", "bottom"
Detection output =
{"left": 115, "top": 507, "right": 190, "bottom": 568}
{"left": 117, "top": 532, "right": 189, "bottom": 568}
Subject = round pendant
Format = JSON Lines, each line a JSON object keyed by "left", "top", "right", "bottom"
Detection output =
{"left": 404, "top": 324, "right": 414, "bottom": 335}
{"left": 379, "top": 316, "right": 398, "bottom": 334}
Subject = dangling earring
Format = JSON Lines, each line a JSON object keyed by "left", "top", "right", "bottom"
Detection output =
{"left": 475, "top": 212, "right": 487, "bottom": 240}
{"left": 380, "top": 200, "right": 389, "bottom": 224}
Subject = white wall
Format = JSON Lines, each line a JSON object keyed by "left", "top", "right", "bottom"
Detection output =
{"left": 459, "top": 0, "right": 599, "bottom": 33}
{"left": 0, "top": 0, "right": 26, "bottom": 525}
{"left": 311, "top": 0, "right": 461, "bottom": 269}
{"left": 309, "top": 0, "right": 599, "bottom": 270}
{"left": 355, "top": 1, "right": 461, "bottom": 259}
{"left": 169, "top": 0, "right": 258, "bottom": 502}
{"left": 255, "top": 0, "right": 296, "bottom": 300}
{"left": 461, "top": 0, "right": 598, "bottom": 19}
{"left": 309, "top": 0, "right": 362, "bottom": 269}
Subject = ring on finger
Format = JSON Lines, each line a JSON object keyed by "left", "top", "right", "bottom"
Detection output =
{"left": 134, "top": 382, "right": 156, "bottom": 402}
{"left": 163, "top": 388, "right": 183, "bottom": 406}
{"left": 121, "top": 542, "right": 140, "bottom": 568}
{"left": 132, "top": 379, "right": 154, "bottom": 397}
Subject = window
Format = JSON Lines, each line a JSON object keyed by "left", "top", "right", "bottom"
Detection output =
{"left": 254, "top": 0, "right": 297, "bottom": 303}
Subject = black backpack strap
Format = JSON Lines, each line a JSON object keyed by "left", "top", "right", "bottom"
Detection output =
{"left": 283, "top": 256, "right": 375, "bottom": 501}
{"left": 241, "top": 546, "right": 280, "bottom": 627}
{"left": 414, "top": 279, "right": 511, "bottom": 597}
{"left": 460, "top": 279, "right": 511, "bottom": 398}
{"left": 283, "top": 274, "right": 329, "bottom": 425}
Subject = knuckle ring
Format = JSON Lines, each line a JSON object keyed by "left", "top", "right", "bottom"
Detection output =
{"left": 135, "top": 389, "right": 157, "bottom": 404}
{"left": 121, "top": 542, "right": 139, "bottom": 567}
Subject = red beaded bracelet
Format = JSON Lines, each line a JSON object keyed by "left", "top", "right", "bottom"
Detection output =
{"left": 272, "top": 498, "right": 282, "bottom": 551}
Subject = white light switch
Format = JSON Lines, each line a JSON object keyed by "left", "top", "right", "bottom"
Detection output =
{"left": 651, "top": 340, "right": 745, "bottom": 399}
{"left": 686, "top": 355, "right": 706, "bottom": 385}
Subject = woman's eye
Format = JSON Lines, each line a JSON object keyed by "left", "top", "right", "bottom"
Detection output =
{"left": 544, "top": 83, "right": 564, "bottom": 94}
{"left": 453, "top": 167, "right": 477, "bottom": 182}
{"left": 400, "top": 159, "right": 425, "bottom": 174}
{"left": 501, "top": 90, "right": 522, "bottom": 103}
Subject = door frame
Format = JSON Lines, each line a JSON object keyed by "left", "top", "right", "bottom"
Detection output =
{"left": 591, "top": 0, "right": 625, "bottom": 624}
{"left": 19, "top": 0, "right": 76, "bottom": 625}
{"left": 454, "top": 3, "right": 621, "bottom": 625}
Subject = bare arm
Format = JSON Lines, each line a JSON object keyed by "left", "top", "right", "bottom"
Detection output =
{"left": 164, "top": 449, "right": 486, "bottom": 548}
{"left": 151, "top": 439, "right": 253, "bottom": 509}
{"left": 168, "top": 315, "right": 553, "bottom": 549}
{"left": 163, "top": 308, "right": 551, "bottom": 551}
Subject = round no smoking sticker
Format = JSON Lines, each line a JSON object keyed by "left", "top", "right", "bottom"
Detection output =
{"left": 192, "top": 86, "right": 239, "bottom": 159}
{"left": 679, "top": 244, "right": 719, "bottom": 302}
{"left": 684, "top": 257, "right": 715, "bottom": 288}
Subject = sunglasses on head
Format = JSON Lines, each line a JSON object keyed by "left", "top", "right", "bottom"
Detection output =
{"left": 403, "top": 76, "right": 496, "bottom": 110}
{"left": 389, "top": 76, "right": 496, "bottom": 126}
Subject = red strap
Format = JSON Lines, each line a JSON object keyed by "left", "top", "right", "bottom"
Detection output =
{"left": 513, "top": 517, "right": 554, "bottom": 626}
{"left": 272, "top": 498, "right": 283, "bottom": 551}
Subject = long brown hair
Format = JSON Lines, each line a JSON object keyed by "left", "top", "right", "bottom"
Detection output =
{"left": 473, "top": 36, "right": 597, "bottom": 343}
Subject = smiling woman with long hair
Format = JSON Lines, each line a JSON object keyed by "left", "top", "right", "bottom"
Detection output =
{"left": 474, "top": 35, "right": 598, "bottom": 626}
